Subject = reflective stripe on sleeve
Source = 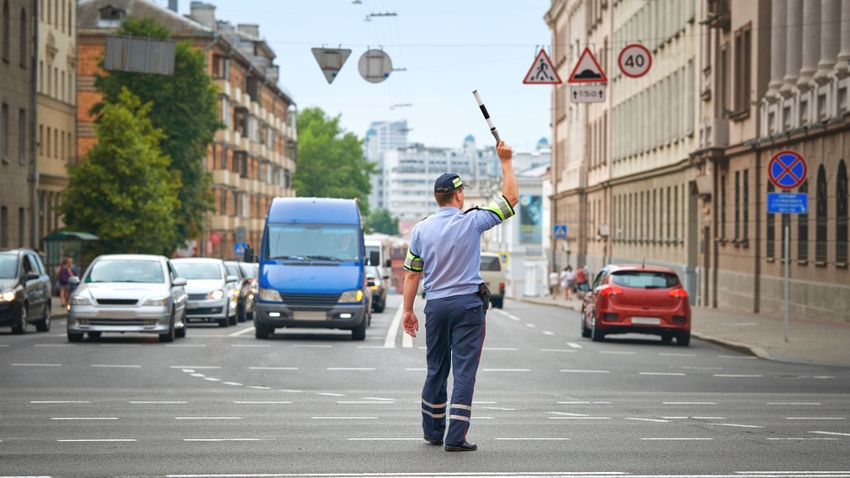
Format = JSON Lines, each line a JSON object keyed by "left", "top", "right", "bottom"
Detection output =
{"left": 449, "top": 414, "right": 470, "bottom": 422}
{"left": 484, "top": 195, "right": 516, "bottom": 221}
{"left": 403, "top": 250, "right": 424, "bottom": 272}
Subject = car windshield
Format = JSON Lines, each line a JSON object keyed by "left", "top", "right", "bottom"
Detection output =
{"left": 239, "top": 263, "right": 258, "bottom": 278}
{"left": 225, "top": 264, "right": 241, "bottom": 278}
{"left": 173, "top": 262, "right": 223, "bottom": 280}
{"left": 86, "top": 260, "right": 164, "bottom": 284}
{"left": 266, "top": 224, "right": 361, "bottom": 262}
{"left": 610, "top": 271, "right": 680, "bottom": 289}
{"left": 480, "top": 256, "right": 501, "bottom": 271}
{"left": 366, "top": 266, "right": 380, "bottom": 277}
{"left": 0, "top": 254, "right": 18, "bottom": 279}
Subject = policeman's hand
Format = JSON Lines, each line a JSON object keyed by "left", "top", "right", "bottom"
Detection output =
{"left": 403, "top": 311, "right": 419, "bottom": 337}
{"left": 497, "top": 140, "right": 512, "bottom": 162}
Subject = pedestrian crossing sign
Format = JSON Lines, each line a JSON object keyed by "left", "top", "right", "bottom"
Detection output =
{"left": 523, "top": 49, "right": 562, "bottom": 85}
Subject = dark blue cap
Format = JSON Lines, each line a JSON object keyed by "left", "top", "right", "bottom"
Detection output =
{"left": 434, "top": 173, "right": 464, "bottom": 193}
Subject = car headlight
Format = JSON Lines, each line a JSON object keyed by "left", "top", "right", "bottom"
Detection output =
{"left": 70, "top": 295, "right": 92, "bottom": 306}
{"left": 338, "top": 289, "right": 364, "bottom": 303}
{"left": 207, "top": 289, "right": 224, "bottom": 300}
{"left": 259, "top": 287, "right": 282, "bottom": 302}
{"left": 143, "top": 296, "right": 169, "bottom": 306}
{"left": 0, "top": 290, "right": 15, "bottom": 302}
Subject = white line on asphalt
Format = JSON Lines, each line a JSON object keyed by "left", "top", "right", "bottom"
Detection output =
{"left": 169, "top": 365, "right": 220, "bottom": 369}
{"left": 768, "top": 402, "right": 823, "bottom": 406}
{"left": 640, "top": 437, "right": 713, "bottom": 441}
{"left": 385, "top": 306, "right": 403, "bottom": 348}
{"left": 317, "top": 392, "right": 346, "bottom": 397}
{"left": 659, "top": 352, "right": 696, "bottom": 357}
{"left": 190, "top": 373, "right": 205, "bottom": 377}
{"left": 472, "top": 417, "right": 495, "bottom": 420}
{"left": 11, "top": 363, "right": 61, "bottom": 367}
{"left": 480, "top": 406, "right": 517, "bottom": 411}
{"left": 50, "top": 417, "right": 118, "bottom": 420}
{"left": 31, "top": 401, "right": 90, "bottom": 404}
{"left": 813, "top": 376, "right": 836, "bottom": 379}
{"left": 326, "top": 367, "right": 376, "bottom": 371}
{"left": 0, "top": 344, "right": 9, "bottom": 347}
{"left": 57, "top": 439, "right": 136, "bottom": 442}
{"left": 600, "top": 351, "right": 637, "bottom": 355}
{"left": 233, "top": 401, "right": 291, "bottom": 404}
{"left": 540, "top": 348, "right": 577, "bottom": 353}
{"left": 482, "top": 368, "right": 530, "bottom": 372}
{"left": 292, "top": 344, "right": 334, "bottom": 349}
{"left": 204, "top": 378, "right": 221, "bottom": 382}
{"left": 691, "top": 417, "right": 727, "bottom": 420}
{"left": 363, "top": 397, "right": 394, "bottom": 401}
{"left": 222, "top": 382, "right": 243, "bottom": 386}
{"left": 494, "top": 310, "right": 522, "bottom": 322}
{"left": 737, "top": 472, "right": 850, "bottom": 474}
{"left": 767, "top": 437, "right": 839, "bottom": 441}
{"left": 227, "top": 327, "right": 256, "bottom": 337}
{"left": 174, "top": 417, "right": 242, "bottom": 420}
{"left": 786, "top": 417, "right": 846, "bottom": 420}
{"left": 132, "top": 473, "right": 635, "bottom": 477}
{"left": 484, "top": 347, "right": 520, "bottom": 351}
{"left": 525, "top": 323, "right": 537, "bottom": 328}
{"left": 402, "top": 327, "right": 414, "bottom": 348}
{"left": 713, "top": 374, "right": 763, "bottom": 378}
{"left": 714, "top": 423, "right": 765, "bottom": 429}
{"left": 337, "top": 401, "right": 396, "bottom": 405}
{"left": 248, "top": 366, "right": 298, "bottom": 371}
{"left": 346, "top": 437, "right": 422, "bottom": 441}
{"left": 494, "top": 437, "right": 571, "bottom": 441}
{"left": 626, "top": 418, "right": 671, "bottom": 423}
{"left": 311, "top": 416, "right": 378, "bottom": 420}
{"left": 548, "top": 416, "right": 610, "bottom": 420}
{"left": 547, "top": 412, "right": 590, "bottom": 417}
{"left": 248, "top": 386, "right": 271, "bottom": 390}
{"left": 405, "top": 368, "right": 427, "bottom": 372}
{"left": 557, "top": 401, "right": 592, "bottom": 404}
{"left": 543, "top": 331, "right": 555, "bottom": 336}
{"left": 129, "top": 401, "right": 187, "bottom": 404}
{"left": 663, "top": 402, "right": 718, "bottom": 405}
{"left": 566, "top": 342, "right": 582, "bottom": 349}
{"left": 90, "top": 364, "right": 141, "bottom": 368}
{"left": 183, "top": 438, "right": 262, "bottom": 442}
{"left": 561, "top": 369, "right": 609, "bottom": 373}
{"left": 278, "top": 389, "right": 303, "bottom": 393}
{"left": 182, "top": 369, "right": 195, "bottom": 373}
{"left": 810, "top": 431, "right": 850, "bottom": 436}
{"left": 639, "top": 372, "right": 686, "bottom": 376}
{"left": 230, "top": 344, "right": 269, "bottom": 348}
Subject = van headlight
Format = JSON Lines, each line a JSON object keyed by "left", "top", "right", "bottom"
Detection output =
{"left": 207, "top": 289, "right": 224, "bottom": 300}
{"left": 143, "top": 296, "right": 169, "bottom": 306}
{"left": 338, "top": 289, "right": 364, "bottom": 303}
{"left": 259, "top": 288, "right": 282, "bottom": 302}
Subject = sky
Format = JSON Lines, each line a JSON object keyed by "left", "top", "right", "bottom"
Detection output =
{"left": 164, "top": 0, "right": 553, "bottom": 151}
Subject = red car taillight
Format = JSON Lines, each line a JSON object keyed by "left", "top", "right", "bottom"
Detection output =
{"left": 668, "top": 288, "right": 688, "bottom": 299}
{"left": 598, "top": 285, "right": 624, "bottom": 297}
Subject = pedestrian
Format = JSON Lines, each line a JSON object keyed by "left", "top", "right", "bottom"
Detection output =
{"left": 575, "top": 265, "right": 588, "bottom": 299}
{"left": 57, "top": 257, "right": 73, "bottom": 307}
{"left": 548, "top": 269, "right": 559, "bottom": 297}
{"left": 563, "top": 265, "right": 574, "bottom": 300}
{"left": 402, "top": 140, "right": 518, "bottom": 452}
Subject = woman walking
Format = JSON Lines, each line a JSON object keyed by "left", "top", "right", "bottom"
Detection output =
{"left": 57, "top": 258, "right": 73, "bottom": 308}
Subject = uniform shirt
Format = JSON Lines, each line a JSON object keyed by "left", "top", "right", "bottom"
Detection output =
{"left": 404, "top": 195, "right": 515, "bottom": 300}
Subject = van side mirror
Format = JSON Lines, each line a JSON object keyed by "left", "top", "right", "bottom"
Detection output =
{"left": 369, "top": 251, "right": 380, "bottom": 266}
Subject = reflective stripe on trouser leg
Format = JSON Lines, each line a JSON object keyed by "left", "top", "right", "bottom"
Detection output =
{"left": 421, "top": 298, "right": 451, "bottom": 441}
{"left": 445, "top": 296, "right": 486, "bottom": 446}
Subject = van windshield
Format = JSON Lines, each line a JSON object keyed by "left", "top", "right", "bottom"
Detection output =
{"left": 266, "top": 224, "right": 361, "bottom": 262}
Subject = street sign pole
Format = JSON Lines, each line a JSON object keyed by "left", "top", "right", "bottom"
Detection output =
{"left": 784, "top": 224, "right": 790, "bottom": 343}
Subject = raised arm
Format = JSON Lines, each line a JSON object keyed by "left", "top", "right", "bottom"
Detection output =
{"left": 497, "top": 141, "right": 518, "bottom": 207}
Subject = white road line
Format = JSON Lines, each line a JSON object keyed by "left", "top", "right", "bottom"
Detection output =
{"left": 129, "top": 401, "right": 187, "bottom": 404}
{"left": 11, "top": 363, "right": 61, "bottom": 367}
{"left": 557, "top": 401, "right": 592, "bottom": 404}
{"left": 190, "top": 373, "right": 205, "bottom": 377}
{"left": 659, "top": 352, "right": 696, "bottom": 357}
{"left": 169, "top": 365, "right": 220, "bottom": 369}
{"left": 31, "top": 400, "right": 90, "bottom": 404}
{"left": 482, "top": 368, "right": 531, "bottom": 372}
{"left": 548, "top": 412, "right": 590, "bottom": 417}
{"left": 542, "top": 331, "right": 555, "bottom": 336}
{"left": 663, "top": 402, "right": 717, "bottom": 405}
{"left": 230, "top": 344, "right": 269, "bottom": 348}
{"left": 640, "top": 437, "right": 713, "bottom": 441}
{"left": 363, "top": 397, "right": 394, "bottom": 401}
{"left": 525, "top": 323, "right": 537, "bottom": 328}
{"left": 222, "top": 382, "right": 243, "bottom": 386}
{"left": 248, "top": 366, "right": 298, "bottom": 371}
{"left": 691, "top": 417, "right": 727, "bottom": 420}
{"left": 713, "top": 374, "right": 763, "bottom": 378}
{"left": 810, "top": 431, "right": 850, "bottom": 436}
{"left": 233, "top": 401, "right": 291, "bottom": 404}
{"left": 182, "top": 369, "right": 195, "bottom": 373}
{"left": 326, "top": 367, "right": 376, "bottom": 371}
{"left": 174, "top": 417, "right": 242, "bottom": 420}
{"left": 600, "top": 351, "right": 637, "bottom": 355}
{"left": 626, "top": 418, "right": 671, "bottom": 423}
{"left": 639, "top": 372, "right": 686, "bottom": 376}
{"left": 785, "top": 417, "right": 846, "bottom": 420}
{"left": 346, "top": 437, "right": 422, "bottom": 441}
{"left": 484, "top": 347, "right": 519, "bottom": 351}
{"left": 494, "top": 437, "right": 570, "bottom": 441}
{"left": 540, "top": 348, "right": 577, "bottom": 353}
{"left": 317, "top": 392, "right": 346, "bottom": 397}
{"left": 714, "top": 423, "right": 765, "bottom": 429}
{"left": 183, "top": 438, "right": 261, "bottom": 442}
{"left": 548, "top": 416, "right": 610, "bottom": 420}
{"left": 566, "top": 342, "right": 582, "bottom": 349}
{"left": 768, "top": 402, "right": 822, "bottom": 406}
{"left": 50, "top": 417, "right": 118, "bottom": 421}
{"left": 480, "top": 406, "right": 517, "bottom": 411}
{"left": 293, "top": 344, "right": 334, "bottom": 349}
{"left": 767, "top": 437, "right": 838, "bottom": 441}
{"left": 385, "top": 306, "right": 403, "bottom": 348}
{"left": 247, "top": 386, "right": 271, "bottom": 390}
{"left": 90, "top": 364, "right": 141, "bottom": 368}
{"left": 494, "top": 310, "right": 522, "bottom": 322}
{"left": 473, "top": 401, "right": 498, "bottom": 404}
{"left": 0, "top": 344, "right": 9, "bottom": 347}
{"left": 337, "top": 401, "right": 396, "bottom": 405}
{"left": 57, "top": 439, "right": 136, "bottom": 442}
{"left": 227, "top": 327, "right": 256, "bottom": 337}
{"left": 204, "top": 378, "right": 221, "bottom": 382}
{"left": 311, "top": 416, "right": 378, "bottom": 420}
{"left": 405, "top": 368, "right": 427, "bottom": 372}
{"left": 561, "top": 369, "right": 609, "bottom": 374}
{"left": 402, "top": 327, "right": 414, "bottom": 348}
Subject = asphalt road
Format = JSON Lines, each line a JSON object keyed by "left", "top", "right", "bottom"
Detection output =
{"left": 1, "top": 296, "right": 849, "bottom": 478}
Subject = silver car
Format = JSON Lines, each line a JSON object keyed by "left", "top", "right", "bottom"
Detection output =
{"left": 171, "top": 258, "right": 239, "bottom": 327}
{"left": 67, "top": 255, "right": 188, "bottom": 342}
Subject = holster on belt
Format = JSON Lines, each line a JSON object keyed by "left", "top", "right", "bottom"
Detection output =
{"left": 477, "top": 283, "right": 491, "bottom": 311}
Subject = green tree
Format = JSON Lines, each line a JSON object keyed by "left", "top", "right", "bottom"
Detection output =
{"left": 61, "top": 88, "right": 181, "bottom": 256}
{"left": 365, "top": 209, "right": 399, "bottom": 235}
{"left": 94, "top": 17, "right": 218, "bottom": 247}
{"left": 294, "top": 107, "right": 375, "bottom": 215}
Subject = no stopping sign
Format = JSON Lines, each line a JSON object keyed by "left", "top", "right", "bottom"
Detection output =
{"left": 618, "top": 44, "right": 652, "bottom": 78}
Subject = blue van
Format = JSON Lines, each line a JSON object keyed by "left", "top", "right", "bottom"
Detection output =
{"left": 254, "top": 198, "right": 371, "bottom": 340}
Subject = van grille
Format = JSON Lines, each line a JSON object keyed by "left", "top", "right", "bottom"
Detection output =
{"left": 282, "top": 294, "right": 340, "bottom": 307}
{"left": 96, "top": 299, "right": 138, "bottom": 306}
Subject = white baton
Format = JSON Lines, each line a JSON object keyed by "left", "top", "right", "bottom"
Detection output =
{"left": 472, "top": 90, "right": 501, "bottom": 144}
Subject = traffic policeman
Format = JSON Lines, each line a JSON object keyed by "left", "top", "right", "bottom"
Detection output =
{"left": 402, "top": 140, "right": 518, "bottom": 452}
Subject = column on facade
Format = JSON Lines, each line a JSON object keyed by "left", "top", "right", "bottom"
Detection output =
{"left": 783, "top": 0, "right": 803, "bottom": 94}
{"left": 798, "top": 0, "right": 821, "bottom": 87}
{"left": 816, "top": 0, "right": 841, "bottom": 83}
{"left": 836, "top": 0, "right": 850, "bottom": 76}
{"left": 769, "top": 0, "right": 787, "bottom": 97}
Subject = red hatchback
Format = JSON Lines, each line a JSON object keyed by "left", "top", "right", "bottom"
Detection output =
{"left": 580, "top": 265, "right": 691, "bottom": 346}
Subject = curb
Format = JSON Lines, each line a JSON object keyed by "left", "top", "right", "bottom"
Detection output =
{"left": 515, "top": 297, "right": 580, "bottom": 312}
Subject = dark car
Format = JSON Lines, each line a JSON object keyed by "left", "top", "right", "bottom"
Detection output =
{"left": 225, "top": 261, "right": 253, "bottom": 323}
{"left": 365, "top": 265, "right": 387, "bottom": 313}
{"left": 0, "top": 249, "right": 52, "bottom": 334}
{"left": 580, "top": 264, "right": 691, "bottom": 346}
{"left": 238, "top": 262, "right": 258, "bottom": 321}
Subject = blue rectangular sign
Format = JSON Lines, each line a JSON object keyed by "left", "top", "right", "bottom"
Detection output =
{"left": 767, "top": 193, "right": 808, "bottom": 214}
{"left": 553, "top": 224, "right": 568, "bottom": 239}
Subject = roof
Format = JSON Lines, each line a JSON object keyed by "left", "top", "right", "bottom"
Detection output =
{"left": 44, "top": 231, "right": 100, "bottom": 241}
{"left": 267, "top": 198, "right": 361, "bottom": 225}
{"left": 93, "top": 254, "right": 168, "bottom": 261}
{"left": 78, "top": 0, "right": 214, "bottom": 35}
{"left": 171, "top": 257, "right": 224, "bottom": 263}
{"left": 606, "top": 264, "right": 679, "bottom": 275}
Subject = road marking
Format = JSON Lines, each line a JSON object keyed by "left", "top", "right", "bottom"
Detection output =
{"left": 691, "top": 417, "right": 727, "bottom": 420}
{"left": 293, "top": 344, "right": 334, "bottom": 349}
{"left": 494, "top": 310, "right": 522, "bottom": 322}
{"left": 169, "top": 365, "right": 220, "bottom": 369}
{"left": 639, "top": 372, "right": 686, "bottom": 376}
{"left": 31, "top": 400, "right": 90, "bottom": 404}
{"left": 402, "top": 326, "right": 414, "bottom": 348}
{"left": 810, "top": 431, "right": 850, "bottom": 436}
{"left": 484, "top": 347, "right": 519, "bottom": 351}
{"left": 542, "top": 331, "right": 555, "bottom": 336}
{"left": 540, "top": 348, "right": 577, "bottom": 353}
{"left": 227, "top": 327, "right": 255, "bottom": 337}
{"left": 57, "top": 439, "right": 136, "bottom": 442}
{"left": 222, "top": 382, "right": 243, "bottom": 386}
{"left": 600, "top": 351, "right": 637, "bottom": 355}
{"left": 0, "top": 344, "right": 9, "bottom": 347}
{"left": 494, "top": 437, "right": 570, "bottom": 441}
{"left": 482, "top": 368, "right": 530, "bottom": 372}
{"left": 90, "top": 364, "right": 141, "bottom": 368}
{"left": 247, "top": 386, "right": 271, "bottom": 390}
{"left": 714, "top": 423, "right": 765, "bottom": 429}
{"left": 204, "top": 378, "right": 221, "bottom": 382}
{"left": 337, "top": 401, "right": 396, "bottom": 405}
{"left": 50, "top": 417, "right": 118, "bottom": 420}
{"left": 312, "top": 416, "right": 378, "bottom": 420}
{"left": 767, "top": 437, "right": 838, "bottom": 441}
{"left": 233, "top": 401, "right": 291, "bottom": 404}
{"left": 640, "top": 437, "right": 713, "bottom": 441}
{"left": 713, "top": 374, "right": 763, "bottom": 378}
{"left": 174, "top": 417, "right": 242, "bottom": 420}
{"left": 626, "top": 417, "right": 671, "bottom": 423}
{"left": 182, "top": 369, "right": 195, "bottom": 373}
{"left": 659, "top": 352, "right": 696, "bottom": 357}
{"left": 548, "top": 411, "right": 590, "bottom": 417}
{"left": 385, "top": 306, "right": 403, "bottom": 348}
{"left": 561, "top": 369, "right": 609, "bottom": 374}
{"left": 317, "top": 392, "right": 346, "bottom": 397}
{"left": 34, "top": 344, "right": 71, "bottom": 347}
{"left": 525, "top": 323, "right": 536, "bottom": 328}
{"left": 11, "top": 363, "right": 61, "bottom": 367}
{"left": 786, "top": 417, "right": 846, "bottom": 420}
{"left": 230, "top": 344, "right": 269, "bottom": 348}
{"left": 326, "top": 367, "right": 376, "bottom": 371}
{"left": 129, "top": 401, "right": 188, "bottom": 404}
{"left": 548, "top": 416, "right": 610, "bottom": 420}
{"left": 363, "top": 397, "right": 394, "bottom": 401}
{"left": 566, "top": 342, "right": 582, "bottom": 349}
{"left": 346, "top": 437, "right": 422, "bottom": 441}
{"left": 481, "top": 406, "right": 517, "bottom": 411}
{"left": 278, "top": 389, "right": 303, "bottom": 393}
{"left": 768, "top": 402, "right": 822, "bottom": 406}
{"left": 405, "top": 367, "right": 427, "bottom": 372}
{"left": 183, "top": 438, "right": 262, "bottom": 442}
{"left": 813, "top": 376, "right": 836, "bottom": 379}
{"left": 190, "top": 373, "right": 205, "bottom": 377}
{"left": 663, "top": 402, "right": 717, "bottom": 405}
{"left": 248, "top": 366, "right": 298, "bottom": 371}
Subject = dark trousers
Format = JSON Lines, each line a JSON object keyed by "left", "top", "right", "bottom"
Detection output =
{"left": 420, "top": 294, "right": 486, "bottom": 446}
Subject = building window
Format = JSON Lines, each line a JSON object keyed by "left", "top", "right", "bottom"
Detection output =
{"left": 37, "top": 124, "right": 42, "bottom": 155}
{"left": 219, "top": 189, "right": 227, "bottom": 214}
{"left": 767, "top": 183, "right": 776, "bottom": 259}
{"left": 19, "top": 7, "right": 26, "bottom": 68}
{"left": 0, "top": 206, "right": 6, "bottom": 247}
{"left": 743, "top": 169, "right": 749, "bottom": 240}
{"left": 67, "top": 1, "right": 72, "bottom": 33}
{"left": 837, "top": 160, "right": 848, "bottom": 265}
{"left": 798, "top": 180, "right": 809, "bottom": 262}
{"left": 719, "top": 45, "right": 729, "bottom": 115}
{"left": 17, "top": 207, "right": 24, "bottom": 246}
{"left": 720, "top": 175, "right": 726, "bottom": 239}
{"left": 212, "top": 55, "right": 229, "bottom": 80}
{"left": 666, "top": 187, "right": 672, "bottom": 240}
{"left": 2, "top": 0, "right": 9, "bottom": 62}
{"left": 816, "top": 165, "right": 828, "bottom": 263}
{"left": 639, "top": 191, "right": 644, "bottom": 241}
{"left": 0, "top": 103, "right": 7, "bottom": 161}
{"left": 734, "top": 170, "right": 740, "bottom": 239}
{"left": 17, "top": 109, "right": 25, "bottom": 164}
{"left": 733, "top": 23, "right": 752, "bottom": 117}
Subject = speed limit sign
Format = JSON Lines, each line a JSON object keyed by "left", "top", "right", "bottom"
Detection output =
{"left": 618, "top": 44, "right": 652, "bottom": 78}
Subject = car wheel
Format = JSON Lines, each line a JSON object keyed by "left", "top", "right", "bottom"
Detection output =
{"left": 228, "top": 306, "right": 238, "bottom": 326}
{"left": 236, "top": 304, "right": 246, "bottom": 323}
{"left": 661, "top": 332, "right": 674, "bottom": 344}
{"left": 491, "top": 297, "right": 504, "bottom": 309}
{"left": 11, "top": 304, "right": 28, "bottom": 334}
{"left": 36, "top": 301, "right": 51, "bottom": 332}
{"left": 218, "top": 318, "right": 228, "bottom": 327}
{"left": 255, "top": 322, "right": 272, "bottom": 339}
{"left": 676, "top": 331, "right": 690, "bottom": 347}
{"left": 175, "top": 312, "right": 187, "bottom": 338}
{"left": 377, "top": 298, "right": 386, "bottom": 313}
{"left": 581, "top": 310, "right": 591, "bottom": 338}
{"left": 67, "top": 331, "right": 84, "bottom": 342}
{"left": 88, "top": 331, "right": 102, "bottom": 340}
{"left": 351, "top": 317, "right": 367, "bottom": 341}
{"left": 159, "top": 314, "right": 176, "bottom": 343}
{"left": 590, "top": 315, "right": 605, "bottom": 342}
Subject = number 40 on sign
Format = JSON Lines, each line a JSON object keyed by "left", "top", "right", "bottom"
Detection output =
{"left": 618, "top": 44, "right": 652, "bottom": 78}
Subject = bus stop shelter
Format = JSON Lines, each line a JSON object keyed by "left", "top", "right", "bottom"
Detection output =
{"left": 43, "top": 231, "right": 99, "bottom": 285}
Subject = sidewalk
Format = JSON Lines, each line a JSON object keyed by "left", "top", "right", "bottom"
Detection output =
{"left": 516, "top": 295, "right": 850, "bottom": 368}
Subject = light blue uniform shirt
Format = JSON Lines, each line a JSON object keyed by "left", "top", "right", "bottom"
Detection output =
{"left": 404, "top": 195, "right": 515, "bottom": 300}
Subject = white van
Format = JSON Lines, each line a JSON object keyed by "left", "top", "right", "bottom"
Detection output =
{"left": 479, "top": 253, "right": 505, "bottom": 309}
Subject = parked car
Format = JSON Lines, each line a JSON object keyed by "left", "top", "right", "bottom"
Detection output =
{"left": 366, "top": 265, "right": 387, "bottom": 313}
{"left": 479, "top": 252, "right": 505, "bottom": 309}
{"left": 224, "top": 261, "right": 252, "bottom": 323}
{"left": 66, "top": 254, "right": 188, "bottom": 342}
{"left": 172, "top": 258, "right": 239, "bottom": 327}
{"left": 238, "top": 262, "right": 259, "bottom": 321}
{"left": 580, "top": 264, "right": 691, "bottom": 346}
{"left": 0, "top": 249, "right": 52, "bottom": 334}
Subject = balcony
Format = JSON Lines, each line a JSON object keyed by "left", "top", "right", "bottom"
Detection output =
{"left": 210, "top": 214, "right": 231, "bottom": 231}
{"left": 214, "top": 129, "right": 233, "bottom": 145}
{"left": 212, "top": 169, "right": 240, "bottom": 188}
{"left": 213, "top": 78, "right": 231, "bottom": 97}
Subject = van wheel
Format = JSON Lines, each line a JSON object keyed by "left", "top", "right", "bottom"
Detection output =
{"left": 255, "top": 323, "right": 272, "bottom": 339}
{"left": 351, "top": 318, "right": 367, "bottom": 341}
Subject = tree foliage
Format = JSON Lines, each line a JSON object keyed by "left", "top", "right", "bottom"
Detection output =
{"left": 294, "top": 107, "right": 375, "bottom": 215}
{"left": 365, "top": 209, "right": 399, "bottom": 235}
{"left": 94, "top": 17, "right": 218, "bottom": 245}
{"left": 61, "top": 88, "right": 181, "bottom": 256}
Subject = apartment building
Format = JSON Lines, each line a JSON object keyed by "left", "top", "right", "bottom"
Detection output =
{"left": 77, "top": 0, "right": 296, "bottom": 259}
{"left": 364, "top": 120, "right": 408, "bottom": 212}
